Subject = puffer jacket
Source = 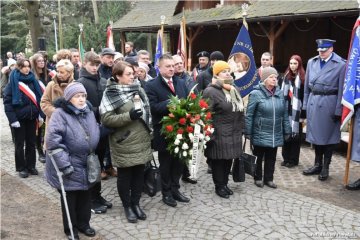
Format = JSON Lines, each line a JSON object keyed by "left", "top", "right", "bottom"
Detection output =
{"left": 45, "top": 98, "right": 100, "bottom": 191}
{"left": 245, "top": 84, "right": 291, "bottom": 147}
{"left": 101, "top": 85, "right": 152, "bottom": 168}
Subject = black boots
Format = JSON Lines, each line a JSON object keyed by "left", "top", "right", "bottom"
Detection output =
{"left": 124, "top": 207, "right": 137, "bottom": 223}
{"left": 303, "top": 156, "right": 322, "bottom": 175}
{"left": 132, "top": 205, "right": 147, "bottom": 220}
{"left": 215, "top": 187, "right": 229, "bottom": 199}
{"left": 318, "top": 158, "right": 330, "bottom": 181}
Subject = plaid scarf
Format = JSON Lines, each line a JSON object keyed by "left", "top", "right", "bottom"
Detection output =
{"left": 214, "top": 76, "right": 244, "bottom": 112}
{"left": 281, "top": 73, "right": 302, "bottom": 133}
{"left": 99, "top": 78, "right": 152, "bottom": 129}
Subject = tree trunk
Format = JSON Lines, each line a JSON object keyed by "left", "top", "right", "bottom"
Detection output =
{"left": 92, "top": 0, "right": 99, "bottom": 24}
{"left": 25, "top": 0, "right": 42, "bottom": 52}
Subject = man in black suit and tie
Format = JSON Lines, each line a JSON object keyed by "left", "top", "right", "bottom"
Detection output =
{"left": 145, "top": 54, "right": 190, "bottom": 207}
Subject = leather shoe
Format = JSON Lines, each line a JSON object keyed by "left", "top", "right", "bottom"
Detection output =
{"left": 182, "top": 176, "right": 197, "bottom": 184}
{"left": 132, "top": 205, "right": 147, "bottom": 220}
{"left": 254, "top": 180, "right": 264, "bottom": 188}
{"left": 215, "top": 187, "right": 229, "bottom": 199}
{"left": 38, "top": 155, "right": 46, "bottom": 164}
{"left": 28, "top": 168, "right": 38, "bottom": 175}
{"left": 91, "top": 201, "right": 107, "bottom": 214}
{"left": 96, "top": 196, "right": 112, "bottom": 209}
{"left": 224, "top": 185, "right": 233, "bottom": 195}
{"left": 124, "top": 207, "right": 138, "bottom": 223}
{"left": 318, "top": 168, "right": 329, "bottom": 181}
{"left": 78, "top": 227, "right": 96, "bottom": 237}
{"left": 285, "top": 163, "right": 296, "bottom": 168}
{"left": 207, "top": 165, "right": 212, "bottom": 174}
{"left": 19, "top": 169, "right": 29, "bottom": 178}
{"left": 265, "top": 181, "right": 277, "bottom": 188}
{"left": 162, "top": 195, "right": 177, "bottom": 207}
{"left": 172, "top": 191, "right": 190, "bottom": 202}
{"left": 281, "top": 161, "right": 288, "bottom": 166}
{"left": 346, "top": 179, "right": 360, "bottom": 190}
{"left": 303, "top": 165, "right": 322, "bottom": 175}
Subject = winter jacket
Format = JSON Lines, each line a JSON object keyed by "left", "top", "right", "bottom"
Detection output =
{"left": 203, "top": 84, "right": 244, "bottom": 160}
{"left": 101, "top": 82, "right": 152, "bottom": 168}
{"left": 98, "top": 64, "right": 112, "bottom": 80}
{"left": 77, "top": 68, "right": 107, "bottom": 121}
{"left": 245, "top": 84, "right": 291, "bottom": 148}
{"left": 45, "top": 98, "right": 100, "bottom": 191}
{"left": 196, "top": 67, "right": 213, "bottom": 92}
{"left": 3, "top": 72, "right": 43, "bottom": 124}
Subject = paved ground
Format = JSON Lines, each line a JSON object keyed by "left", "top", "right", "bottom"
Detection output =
{"left": 1, "top": 102, "right": 359, "bottom": 240}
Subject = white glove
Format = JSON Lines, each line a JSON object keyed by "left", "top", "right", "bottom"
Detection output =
{"left": 38, "top": 116, "right": 44, "bottom": 127}
{"left": 11, "top": 121, "right": 21, "bottom": 128}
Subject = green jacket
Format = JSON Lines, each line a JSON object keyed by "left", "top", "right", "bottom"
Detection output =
{"left": 245, "top": 84, "right": 291, "bottom": 148}
{"left": 101, "top": 90, "right": 153, "bottom": 168}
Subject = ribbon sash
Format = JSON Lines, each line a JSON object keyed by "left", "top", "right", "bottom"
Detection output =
{"left": 38, "top": 80, "right": 45, "bottom": 93}
{"left": 18, "top": 82, "right": 39, "bottom": 108}
{"left": 189, "top": 124, "right": 202, "bottom": 179}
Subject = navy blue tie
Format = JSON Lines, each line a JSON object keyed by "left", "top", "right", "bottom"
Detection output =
{"left": 320, "top": 60, "right": 326, "bottom": 69}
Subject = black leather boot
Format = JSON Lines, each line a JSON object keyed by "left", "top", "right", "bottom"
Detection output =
{"left": 124, "top": 207, "right": 138, "bottom": 223}
{"left": 303, "top": 156, "right": 322, "bottom": 175}
{"left": 132, "top": 205, "right": 147, "bottom": 220}
{"left": 318, "top": 158, "right": 330, "bottom": 181}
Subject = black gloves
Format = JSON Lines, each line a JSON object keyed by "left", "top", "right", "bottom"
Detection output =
{"left": 332, "top": 115, "right": 341, "bottom": 122}
{"left": 62, "top": 166, "right": 74, "bottom": 176}
{"left": 291, "top": 132, "right": 300, "bottom": 141}
{"left": 129, "top": 108, "right": 143, "bottom": 120}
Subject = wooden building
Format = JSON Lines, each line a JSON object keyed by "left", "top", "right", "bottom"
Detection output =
{"left": 113, "top": 0, "right": 358, "bottom": 71}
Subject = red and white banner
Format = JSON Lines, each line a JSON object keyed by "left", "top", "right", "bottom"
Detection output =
{"left": 177, "top": 15, "right": 187, "bottom": 70}
{"left": 19, "top": 82, "right": 39, "bottom": 108}
{"left": 106, "top": 23, "right": 115, "bottom": 51}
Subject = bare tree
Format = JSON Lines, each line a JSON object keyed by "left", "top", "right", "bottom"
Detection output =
{"left": 91, "top": 0, "right": 99, "bottom": 24}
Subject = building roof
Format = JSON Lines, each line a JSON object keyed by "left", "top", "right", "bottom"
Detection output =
{"left": 113, "top": 0, "right": 358, "bottom": 32}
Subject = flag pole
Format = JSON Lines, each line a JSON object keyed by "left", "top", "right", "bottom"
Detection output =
{"left": 343, "top": 0, "right": 360, "bottom": 186}
{"left": 344, "top": 117, "right": 354, "bottom": 185}
{"left": 242, "top": 3, "right": 248, "bottom": 28}
{"left": 160, "top": 15, "right": 166, "bottom": 53}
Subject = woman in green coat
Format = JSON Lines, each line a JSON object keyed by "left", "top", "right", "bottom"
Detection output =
{"left": 100, "top": 62, "right": 152, "bottom": 223}
{"left": 245, "top": 67, "right": 291, "bottom": 189}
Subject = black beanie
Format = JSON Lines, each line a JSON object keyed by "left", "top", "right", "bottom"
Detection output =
{"left": 210, "top": 51, "right": 225, "bottom": 61}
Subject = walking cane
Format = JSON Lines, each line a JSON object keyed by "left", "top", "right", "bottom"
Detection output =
{"left": 48, "top": 150, "right": 75, "bottom": 240}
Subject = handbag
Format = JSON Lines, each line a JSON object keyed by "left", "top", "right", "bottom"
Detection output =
{"left": 241, "top": 139, "right": 258, "bottom": 177}
{"left": 143, "top": 154, "right": 161, "bottom": 197}
{"left": 77, "top": 118, "right": 101, "bottom": 184}
{"left": 232, "top": 158, "right": 245, "bottom": 182}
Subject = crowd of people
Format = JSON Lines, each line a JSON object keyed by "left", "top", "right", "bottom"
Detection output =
{"left": 1, "top": 38, "right": 359, "bottom": 239}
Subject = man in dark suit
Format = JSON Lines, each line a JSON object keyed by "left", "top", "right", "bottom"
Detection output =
{"left": 145, "top": 54, "right": 190, "bottom": 207}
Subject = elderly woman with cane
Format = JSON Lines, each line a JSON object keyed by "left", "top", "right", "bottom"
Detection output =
{"left": 45, "top": 82, "right": 99, "bottom": 240}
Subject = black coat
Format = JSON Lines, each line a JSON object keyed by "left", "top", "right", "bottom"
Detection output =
{"left": 196, "top": 67, "right": 213, "bottom": 92}
{"left": 98, "top": 64, "right": 112, "bottom": 80}
{"left": 77, "top": 68, "right": 106, "bottom": 121}
{"left": 145, "top": 74, "right": 188, "bottom": 151}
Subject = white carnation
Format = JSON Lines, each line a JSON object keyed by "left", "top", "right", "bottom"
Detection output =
{"left": 199, "top": 134, "right": 204, "bottom": 140}
{"left": 174, "top": 139, "right": 180, "bottom": 145}
{"left": 174, "top": 147, "right": 179, "bottom": 153}
{"left": 205, "top": 136, "right": 211, "bottom": 142}
{"left": 182, "top": 142, "right": 189, "bottom": 150}
{"left": 176, "top": 134, "right": 183, "bottom": 140}
{"left": 189, "top": 133, "right": 194, "bottom": 141}
{"left": 183, "top": 151, "right": 188, "bottom": 157}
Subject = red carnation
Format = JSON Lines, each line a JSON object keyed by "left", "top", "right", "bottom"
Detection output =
{"left": 169, "top": 113, "right": 175, "bottom": 118}
{"left": 186, "top": 126, "right": 194, "bottom": 133}
{"left": 199, "top": 99, "right": 208, "bottom": 109}
{"left": 190, "top": 93, "right": 197, "bottom": 100}
{"left": 205, "top": 112, "right": 212, "bottom": 120}
{"left": 179, "top": 118, "right": 186, "bottom": 125}
{"left": 190, "top": 118, "right": 196, "bottom": 123}
{"left": 177, "top": 128, "right": 184, "bottom": 134}
{"left": 205, "top": 130, "right": 211, "bottom": 136}
{"left": 186, "top": 113, "right": 192, "bottom": 119}
{"left": 166, "top": 125, "right": 173, "bottom": 132}
{"left": 195, "top": 114, "right": 201, "bottom": 120}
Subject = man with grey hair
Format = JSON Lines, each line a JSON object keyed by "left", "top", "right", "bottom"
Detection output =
{"left": 137, "top": 50, "right": 156, "bottom": 78}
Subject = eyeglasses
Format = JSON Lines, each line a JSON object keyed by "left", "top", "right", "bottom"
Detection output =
{"left": 37, "top": 60, "right": 45, "bottom": 63}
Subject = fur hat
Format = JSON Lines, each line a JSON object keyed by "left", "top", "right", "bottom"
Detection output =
{"left": 64, "top": 82, "right": 87, "bottom": 101}
{"left": 213, "top": 60, "right": 230, "bottom": 76}
{"left": 261, "top": 67, "right": 278, "bottom": 82}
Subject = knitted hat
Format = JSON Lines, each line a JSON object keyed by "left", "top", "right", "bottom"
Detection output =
{"left": 7, "top": 59, "right": 16, "bottom": 67}
{"left": 64, "top": 82, "right": 87, "bottom": 101}
{"left": 261, "top": 67, "right": 278, "bottom": 82}
{"left": 210, "top": 51, "right": 225, "bottom": 61}
{"left": 138, "top": 62, "right": 149, "bottom": 73}
{"left": 213, "top": 60, "right": 230, "bottom": 76}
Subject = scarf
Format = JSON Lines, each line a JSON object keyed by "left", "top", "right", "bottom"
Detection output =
{"left": 10, "top": 69, "right": 42, "bottom": 107}
{"left": 281, "top": 72, "right": 302, "bottom": 133}
{"left": 214, "top": 76, "right": 244, "bottom": 112}
{"left": 100, "top": 78, "right": 152, "bottom": 129}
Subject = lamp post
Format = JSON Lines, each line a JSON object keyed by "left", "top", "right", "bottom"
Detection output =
{"left": 52, "top": 13, "right": 58, "bottom": 52}
{"left": 58, "top": 0, "right": 63, "bottom": 49}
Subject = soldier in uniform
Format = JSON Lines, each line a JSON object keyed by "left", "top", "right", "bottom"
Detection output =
{"left": 302, "top": 39, "right": 346, "bottom": 181}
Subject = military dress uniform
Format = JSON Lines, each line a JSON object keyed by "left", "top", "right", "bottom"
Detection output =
{"left": 303, "top": 39, "right": 346, "bottom": 180}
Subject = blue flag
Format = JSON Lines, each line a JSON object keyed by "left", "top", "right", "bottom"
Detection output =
{"left": 228, "top": 21, "right": 259, "bottom": 97}
{"left": 154, "top": 30, "right": 163, "bottom": 75}
{"left": 341, "top": 17, "right": 360, "bottom": 130}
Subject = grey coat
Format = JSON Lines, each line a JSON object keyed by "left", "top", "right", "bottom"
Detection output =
{"left": 203, "top": 84, "right": 244, "bottom": 160}
{"left": 245, "top": 84, "right": 291, "bottom": 148}
{"left": 45, "top": 99, "right": 100, "bottom": 191}
{"left": 303, "top": 53, "right": 346, "bottom": 145}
